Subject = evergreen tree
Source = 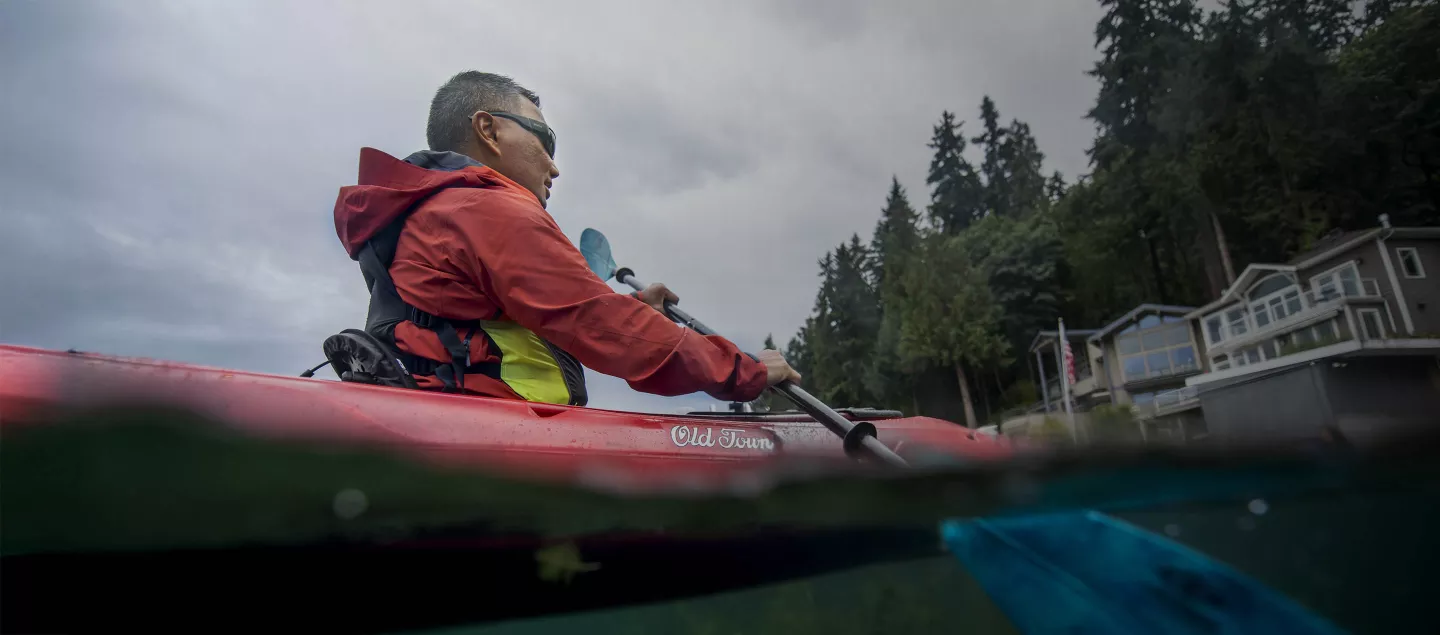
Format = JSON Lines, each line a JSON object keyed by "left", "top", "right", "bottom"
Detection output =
{"left": 1002, "top": 120, "right": 1049, "bottom": 215}
{"left": 895, "top": 234, "right": 1008, "bottom": 428}
{"left": 871, "top": 177, "right": 921, "bottom": 290}
{"left": 867, "top": 179, "right": 924, "bottom": 412}
{"left": 1088, "top": 0, "right": 1203, "bottom": 166}
{"left": 1045, "top": 171, "right": 1069, "bottom": 204}
{"left": 973, "top": 96, "right": 1011, "bottom": 217}
{"left": 926, "top": 111, "right": 986, "bottom": 233}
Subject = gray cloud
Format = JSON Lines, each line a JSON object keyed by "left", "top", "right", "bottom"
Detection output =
{"left": 0, "top": 0, "right": 1102, "bottom": 413}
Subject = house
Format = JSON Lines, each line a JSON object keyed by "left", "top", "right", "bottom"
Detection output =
{"left": 1182, "top": 220, "right": 1440, "bottom": 445}
{"left": 1085, "top": 304, "right": 1209, "bottom": 441}
{"left": 1014, "top": 304, "right": 1210, "bottom": 442}
{"left": 1028, "top": 328, "right": 1101, "bottom": 413}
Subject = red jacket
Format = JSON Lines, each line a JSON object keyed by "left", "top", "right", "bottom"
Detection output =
{"left": 333, "top": 147, "right": 768, "bottom": 403}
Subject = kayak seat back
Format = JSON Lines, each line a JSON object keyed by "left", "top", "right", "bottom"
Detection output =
{"left": 322, "top": 329, "right": 420, "bottom": 390}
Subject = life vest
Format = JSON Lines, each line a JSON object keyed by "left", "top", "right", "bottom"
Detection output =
{"left": 355, "top": 213, "right": 588, "bottom": 406}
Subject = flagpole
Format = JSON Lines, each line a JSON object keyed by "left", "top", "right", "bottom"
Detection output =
{"left": 1058, "top": 318, "right": 1078, "bottom": 443}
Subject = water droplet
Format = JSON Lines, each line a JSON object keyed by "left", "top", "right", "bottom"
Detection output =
{"left": 1248, "top": 499, "right": 1269, "bottom": 515}
{"left": 1236, "top": 516, "right": 1256, "bottom": 531}
{"left": 1164, "top": 524, "right": 1181, "bottom": 537}
{"left": 333, "top": 488, "right": 368, "bottom": 520}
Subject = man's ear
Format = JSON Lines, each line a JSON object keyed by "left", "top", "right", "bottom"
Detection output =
{"left": 470, "top": 112, "right": 503, "bottom": 157}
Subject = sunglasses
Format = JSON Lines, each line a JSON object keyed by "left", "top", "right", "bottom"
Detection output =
{"left": 477, "top": 110, "right": 557, "bottom": 158}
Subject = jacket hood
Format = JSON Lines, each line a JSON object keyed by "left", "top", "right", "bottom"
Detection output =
{"left": 334, "top": 148, "right": 500, "bottom": 259}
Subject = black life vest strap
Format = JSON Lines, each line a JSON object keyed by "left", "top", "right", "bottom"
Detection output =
{"left": 412, "top": 307, "right": 476, "bottom": 393}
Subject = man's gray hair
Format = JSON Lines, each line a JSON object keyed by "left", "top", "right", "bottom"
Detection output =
{"left": 426, "top": 71, "right": 541, "bottom": 153}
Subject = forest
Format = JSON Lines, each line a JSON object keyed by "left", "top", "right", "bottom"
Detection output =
{"left": 766, "top": 0, "right": 1440, "bottom": 427}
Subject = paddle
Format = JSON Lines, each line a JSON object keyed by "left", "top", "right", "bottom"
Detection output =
{"left": 580, "top": 228, "right": 908, "bottom": 468}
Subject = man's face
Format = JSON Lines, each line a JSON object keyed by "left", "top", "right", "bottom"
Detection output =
{"left": 484, "top": 99, "right": 559, "bottom": 208}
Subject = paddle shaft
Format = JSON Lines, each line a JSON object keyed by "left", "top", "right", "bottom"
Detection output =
{"left": 615, "top": 269, "right": 908, "bottom": 468}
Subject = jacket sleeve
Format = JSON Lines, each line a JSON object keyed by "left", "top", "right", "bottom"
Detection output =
{"left": 447, "top": 194, "right": 769, "bottom": 402}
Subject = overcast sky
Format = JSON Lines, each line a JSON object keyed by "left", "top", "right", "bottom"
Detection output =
{"left": 0, "top": 0, "right": 1102, "bottom": 413}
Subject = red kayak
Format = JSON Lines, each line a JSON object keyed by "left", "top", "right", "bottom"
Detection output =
{"left": 0, "top": 345, "right": 1009, "bottom": 490}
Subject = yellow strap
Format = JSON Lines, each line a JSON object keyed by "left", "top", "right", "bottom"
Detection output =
{"left": 480, "top": 320, "right": 571, "bottom": 405}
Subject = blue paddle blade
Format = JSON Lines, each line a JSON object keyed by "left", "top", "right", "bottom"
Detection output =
{"left": 579, "top": 228, "right": 617, "bottom": 281}
{"left": 940, "top": 512, "right": 1344, "bottom": 635}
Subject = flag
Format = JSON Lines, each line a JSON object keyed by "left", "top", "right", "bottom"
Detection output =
{"left": 1062, "top": 338, "right": 1076, "bottom": 386}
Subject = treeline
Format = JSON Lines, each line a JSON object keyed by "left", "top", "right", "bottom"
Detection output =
{"left": 771, "top": 0, "right": 1440, "bottom": 426}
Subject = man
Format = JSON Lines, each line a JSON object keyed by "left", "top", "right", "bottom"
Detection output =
{"left": 333, "top": 71, "right": 799, "bottom": 406}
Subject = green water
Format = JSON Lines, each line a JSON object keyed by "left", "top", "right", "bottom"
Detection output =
{"left": 439, "top": 495, "right": 1435, "bottom": 634}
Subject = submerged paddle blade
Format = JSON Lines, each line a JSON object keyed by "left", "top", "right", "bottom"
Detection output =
{"left": 580, "top": 228, "right": 617, "bottom": 281}
{"left": 940, "top": 512, "right": 1343, "bottom": 635}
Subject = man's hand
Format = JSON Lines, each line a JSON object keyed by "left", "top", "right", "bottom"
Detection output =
{"left": 633, "top": 283, "right": 678, "bottom": 313}
{"left": 757, "top": 349, "right": 801, "bottom": 387}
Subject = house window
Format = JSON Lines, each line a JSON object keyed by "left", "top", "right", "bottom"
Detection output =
{"left": 1206, "top": 316, "right": 1224, "bottom": 344}
{"left": 1120, "top": 323, "right": 1196, "bottom": 382}
{"left": 1312, "top": 262, "right": 1361, "bottom": 301}
{"left": 1252, "top": 302, "right": 1271, "bottom": 327}
{"left": 1117, "top": 334, "right": 1142, "bottom": 355}
{"left": 1173, "top": 345, "right": 1198, "bottom": 371}
{"left": 1123, "top": 355, "right": 1147, "bottom": 381}
{"left": 1227, "top": 308, "right": 1248, "bottom": 337}
{"left": 1358, "top": 308, "right": 1385, "bottom": 340}
{"left": 1397, "top": 247, "right": 1426, "bottom": 278}
{"left": 1248, "top": 274, "right": 1293, "bottom": 300}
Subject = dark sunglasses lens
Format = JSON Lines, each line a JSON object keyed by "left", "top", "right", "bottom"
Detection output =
{"left": 537, "top": 125, "right": 555, "bottom": 158}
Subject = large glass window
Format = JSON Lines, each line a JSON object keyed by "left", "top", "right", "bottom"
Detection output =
{"left": 1249, "top": 274, "right": 1292, "bottom": 299}
{"left": 1248, "top": 275, "right": 1302, "bottom": 330}
{"left": 1123, "top": 355, "right": 1147, "bottom": 381}
{"left": 1173, "top": 346, "right": 1198, "bottom": 371}
{"left": 1146, "top": 351, "right": 1172, "bottom": 377}
{"left": 1117, "top": 334, "right": 1141, "bottom": 355}
{"left": 1120, "top": 323, "right": 1196, "bottom": 382}
{"left": 1165, "top": 326, "right": 1191, "bottom": 346}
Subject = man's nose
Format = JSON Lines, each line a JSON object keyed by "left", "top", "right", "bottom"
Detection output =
{"left": 548, "top": 159, "right": 560, "bottom": 181}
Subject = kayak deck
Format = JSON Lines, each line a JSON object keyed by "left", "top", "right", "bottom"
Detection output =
{"left": 0, "top": 345, "right": 1009, "bottom": 489}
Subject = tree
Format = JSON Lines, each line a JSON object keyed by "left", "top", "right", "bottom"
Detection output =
{"left": 867, "top": 179, "right": 925, "bottom": 413}
{"left": 970, "top": 214, "right": 1063, "bottom": 375}
{"left": 1001, "top": 120, "right": 1049, "bottom": 216}
{"left": 794, "top": 239, "right": 881, "bottom": 408}
{"left": 1324, "top": 1, "right": 1440, "bottom": 224}
{"left": 926, "top": 111, "right": 986, "bottom": 233}
{"left": 870, "top": 177, "right": 921, "bottom": 287}
{"left": 895, "top": 234, "right": 1009, "bottom": 428}
{"left": 973, "top": 96, "right": 1010, "bottom": 217}
{"left": 1088, "top": 0, "right": 1203, "bottom": 166}
{"left": 1045, "top": 171, "right": 1069, "bottom": 204}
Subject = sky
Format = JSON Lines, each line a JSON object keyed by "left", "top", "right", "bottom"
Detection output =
{"left": 0, "top": 0, "right": 1103, "bottom": 413}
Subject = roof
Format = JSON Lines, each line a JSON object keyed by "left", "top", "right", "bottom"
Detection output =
{"left": 1028, "top": 328, "right": 1098, "bottom": 354}
{"left": 1087, "top": 304, "right": 1197, "bottom": 342}
{"left": 1287, "top": 229, "right": 1376, "bottom": 267}
{"left": 1187, "top": 263, "right": 1296, "bottom": 317}
{"left": 1189, "top": 224, "right": 1439, "bottom": 317}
